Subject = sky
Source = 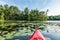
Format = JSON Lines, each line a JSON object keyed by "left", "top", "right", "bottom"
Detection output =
{"left": 0, "top": 0, "right": 60, "bottom": 16}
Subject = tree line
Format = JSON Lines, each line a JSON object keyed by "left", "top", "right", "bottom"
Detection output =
{"left": 48, "top": 15, "right": 60, "bottom": 20}
{"left": 0, "top": 4, "right": 48, "bottom": 21}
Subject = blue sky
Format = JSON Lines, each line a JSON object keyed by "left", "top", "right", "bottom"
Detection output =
{"left": 0, "top": 0, "right": 60, "bottom": 16}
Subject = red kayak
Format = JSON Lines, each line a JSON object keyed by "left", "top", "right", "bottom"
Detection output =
{"left": 29, "top": 29, "right": 45, "bottom": 40}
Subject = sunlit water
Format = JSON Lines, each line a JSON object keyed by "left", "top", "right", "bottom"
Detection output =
{"left": 42, "top": 21, "right": 60, "bottom": 40}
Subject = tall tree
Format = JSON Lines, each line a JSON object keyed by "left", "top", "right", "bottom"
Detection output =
{"left": 24, "top": 7, "right": 29, "bottom": 21}
{"left": 29, "top": 9, "right": 39, "bottom": 21}
{"left": 4, "top": 4, "right": 9, "bottom": 20}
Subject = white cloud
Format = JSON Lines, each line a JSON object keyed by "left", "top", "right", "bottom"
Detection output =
{"left": 43, "top": 0, "right": 60, "bottom": 16}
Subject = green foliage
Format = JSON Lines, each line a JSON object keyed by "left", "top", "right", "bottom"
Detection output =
{"left": 0, "top": 4, "right": 48, "bottom": 37}
{"left": 0, "top": 4, "right": 48, "bottom": 21}
{"left": 29, "top": 9, "right": 48, "bottom": 21}
{"left": 0, "top": 36, "right": 5, "bottom": 40}
{"left": 24, "top": 7, "right": 29, "bottom": 21}
{"left": 0, "top": 12, "right": 4, "bottom": 24}
{"left": 48, "top": 15, "right": 60, "bottom": 20}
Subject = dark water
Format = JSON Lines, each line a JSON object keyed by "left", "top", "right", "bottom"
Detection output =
{"left": 42, "top": 32, "right": 60, "bottom": 40}
{"left": 5, "top": 32, "right": 60, "bottom": 40}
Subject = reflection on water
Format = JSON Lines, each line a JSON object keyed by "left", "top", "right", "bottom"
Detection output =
{"left": 44, "top": 21, "right": 60, "bottom": 33}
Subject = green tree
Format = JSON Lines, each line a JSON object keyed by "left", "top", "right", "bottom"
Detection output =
{"left": 4, "top": 4, "right": 10, "bottom": 20}
{"left": 29, "top": 9, "right": 48, "bottom": 21}
{"left": 24, "top": 7, "right": 29, "bottom": 21}
{"left": 0, "top": 12, "right": 4, "bottom": 24}
{"left": 8, "top": 6, "right": 20, "bottom": 20}
{"left": 39, "top": 11, "right": 48, "bottom": 21}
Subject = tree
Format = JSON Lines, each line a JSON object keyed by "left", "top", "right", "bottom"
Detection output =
{"left": 4, "top": 4, "right": 9, "bottom": 20}
{"left": 29, "top": 9, "right": 39, "bottom": 21}
{"left": 0, "top": 12, "right": 4, "bottom": 24}
{"left": 29, "top": 9, "right": 48, "bottom": 21}
{"left": 7, "top": 5, "right": 20, "bottom": 20}
{"left": 39, "top": 11, "right": 48, "bottom": 21}
{"left": 24, "top": 7, "right": 29, "bottom": 21}
{"left": 19, "top": 11, "right": 25, "bottom": 20}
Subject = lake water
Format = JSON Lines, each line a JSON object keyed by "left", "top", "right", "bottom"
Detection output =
{"left": 1, "top": 21, "right": 60, "bottom": 40}
{"left": 44, "top": 21, "right": 60, "bottom": 33}
{"left": 42, "top": 21, "right": 60, "bottom": 40}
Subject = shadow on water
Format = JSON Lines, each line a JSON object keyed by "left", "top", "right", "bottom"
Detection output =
{"left": 5, "top": 31, "right": 60, "bottom": 40}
